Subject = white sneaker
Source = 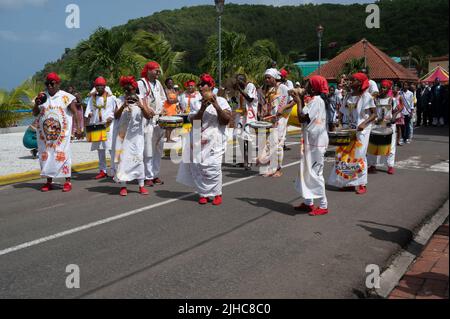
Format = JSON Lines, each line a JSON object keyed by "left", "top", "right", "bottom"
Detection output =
{"left": 406, "top": 139, "right": 411, "bottom": 144}
{"left": 439, "top": 118, "right": 445, "bottom": 126}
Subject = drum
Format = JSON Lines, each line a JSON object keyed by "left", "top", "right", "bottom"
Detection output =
{"left": 329, "top": 129, "right": 356, "bottom": 146}
{"left": 368, "top": 126, "right": 393, "bottom": 156}
{"left": 288, "top": 104, "right": 301, "bottom": 128}
{"left": 86, "top": 123, "right": 108, "bottom": 142}
{"left": 247, "top": 121, "right": 273, "bottom": 134}
{"left": 158, "top": 116, "right": 183, "bottom": 129}
{"left": 23, "top": 126, "right": 37, "bottom": 150}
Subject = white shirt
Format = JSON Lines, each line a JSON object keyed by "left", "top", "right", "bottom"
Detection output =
{"left": 400, "top": 90, "right": 414, "bottom": 115}
{"left": 239, "top": 82, "right": 259, "bottom": 123}
{"left": 342, "top": 92, "right": 376, "bottom": 130}
{"left": 85, "top": 94, "right": 116, "bottom": 124}
{"left": 138, "top": 78, "right": 166, "bottom": 115}
{"left": 178, "top": 91, "right": 202, "bottom": 114}
{"left": 368, "top": 80, "right": 379, "bottom": 96}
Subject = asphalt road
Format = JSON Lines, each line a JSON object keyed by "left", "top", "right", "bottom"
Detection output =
{"left": 0, "top": 126, "right": 448, "bottom": 299}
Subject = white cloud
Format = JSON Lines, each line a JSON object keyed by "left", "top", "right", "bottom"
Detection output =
{"left": 0, "top": 30, "right": 20, "bottom": 42}
{"left": 0, "top": 0, "right": 48, "bottom": 10}
{"left": 0, "top": 30, "right": 59, "bottom": 43}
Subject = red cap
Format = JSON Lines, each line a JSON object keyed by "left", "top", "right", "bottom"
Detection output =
{"left": 141, "top": 61, "right": 161, "bottom": 78}
{"left": 119, "top": 76, "right": 138, "bottom": 89}
{"left": 46, "top": 72, "right": 61, "bottom": 83}
{"left": 94, "top": 77, "right": 107, "bottom": 87}
{"left": 198, "top": 73, "right": 215, "bottom": 88}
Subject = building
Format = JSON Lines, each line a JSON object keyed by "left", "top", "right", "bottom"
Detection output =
{"left": 429, "top": 55, "right": 449, "bottom": 73}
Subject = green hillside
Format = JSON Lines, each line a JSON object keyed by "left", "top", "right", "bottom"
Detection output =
{"left": 36, "top": 0, "right": 449, "bottom": 91}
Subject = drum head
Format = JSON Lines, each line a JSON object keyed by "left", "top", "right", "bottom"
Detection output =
{"left": 159, "top": 116, "right": 183, "bottom": 123}
{"left": 249, "top": 121, "right": 273, "bottom": 129}
{"left": 371, "top": 126, "right": 393, "bottom": 135}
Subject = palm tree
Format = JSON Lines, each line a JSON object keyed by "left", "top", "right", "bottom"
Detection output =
{"left": 0, "top": 88, "right": 27, "bottom": 128}
{"left": 129, "top": 30, "right": 186, "bottom": 80}
{"left": 338, "top": 57, "right": 366, "bottom": 81}
{"left": 70, "top": 27, "right": 140, "bottom": 87}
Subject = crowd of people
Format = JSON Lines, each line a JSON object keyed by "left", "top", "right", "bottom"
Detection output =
{"left": 30, "top": 60, "right": 448, "bottom": 215}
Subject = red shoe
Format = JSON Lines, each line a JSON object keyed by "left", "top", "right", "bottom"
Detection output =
{"left": 153, "top": 178, "right": 164, "bottom": 185}
{"left": 139, "top": 186, "right": 149, "bottom": 196}
{"left": 62, "top": 182, "right": 72, "bottom": 193}
{"left": 145, "top": 179, "right": 154, "bottom": 187}
{"left": 95, "top": 171, "right": 107, "bottom": 180}
{"left": 387, "top": 167, "right": 395, "bottom": 175}
{"left": 294, "top": 203, "right": 315, "bottom": 213}
{"left": 309, "top": 208, "right": 329, "bottom": 216}
{"left": 199, "top": 197, "right": 209, "bottom": 205}
{"left": 41, "top": 183, "right": 53, "bottom": 192}
{"left": 120, "top": 187, "right": 128, "bottom": 197}
{"left": 356, "top": 185, "right": 367, "bottom": 195}
{"left": 212, "top": 195, "right": 223, "bottom": 206}
{"left": 368, "top": 166, "right": 377, "bottom": 174}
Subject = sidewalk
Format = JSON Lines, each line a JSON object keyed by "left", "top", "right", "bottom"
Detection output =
{"left": 0, "top": 126, "right": 302, "bottom": 184}
{"left": 389, "top": 222, "right": 449, "bottom": 299}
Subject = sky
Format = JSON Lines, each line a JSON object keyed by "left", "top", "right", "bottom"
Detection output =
{"left": 0, "top": 0, "right": 374, "bottom": 90}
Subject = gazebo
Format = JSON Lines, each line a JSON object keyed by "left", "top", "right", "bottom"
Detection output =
{"left": 307, "top": 39, "right": 419, "bottom": 83}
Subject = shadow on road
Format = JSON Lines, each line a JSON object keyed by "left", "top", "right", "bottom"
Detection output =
{"left": 237, "top": 197, "right": 303, "bottom": 217}
{"left": 13, "top": 182, "right": 47, "bottom": 191}
{"left": 85, "top": 186, "right": 122, "bottom": 196}
{"left": 414, "top": 126, "right": 449, "bottom": 137}
{"left": 357, "top": 220, "right": 422, "bottom": 254}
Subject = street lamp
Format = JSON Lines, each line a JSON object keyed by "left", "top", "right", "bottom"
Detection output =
{"left": 215, "top": 0, "right": 225, "bottom": 88}
{"left": 362, "top": 38, "right": 368, "bottom": 69}
{"left": 317, "top": 25, "right": 324, "bottom": 75}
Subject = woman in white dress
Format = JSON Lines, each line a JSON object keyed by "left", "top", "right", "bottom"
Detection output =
{"left": 113, "top": 76, "right": 154, "bottom": 197}
{"left": 33, "top": 73, "right": 83, "bottom": 193}
{"left": 328, "top": 73, "right": 377, "bottom": 195}
{"left": 177, "top": 74, "right": 232, "bottom": 206}
{"left": 292, "top": 76, "right": 330, "bottom": 216}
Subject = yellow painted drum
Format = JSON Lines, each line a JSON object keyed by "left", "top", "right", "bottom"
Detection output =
{"left": 86, "top": 123, "right": 108, "bottom": 142}
{"left": 329, "top": 129, "right": 357, "bottom": 146}
{"left": 158, "top": 116, "right": 184, "bottom": 129}
{"left": 287, "top": 104, "right": 301, "bottom": 128}
{"left": 368, "top": 126, "right": 393, "bottom": 156}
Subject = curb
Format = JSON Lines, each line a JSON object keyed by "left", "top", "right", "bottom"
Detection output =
{"left": 0, "top": 160, "right": 110, "bottom": 186}
{"left": 371, "top": 199, "right": 450, "bottom": 298}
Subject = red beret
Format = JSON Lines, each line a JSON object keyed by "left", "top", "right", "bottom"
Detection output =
{"left": 381, "top": 80, "right": 393, "bottom": 89}
{"left": 184, "top": 80, "right": 197, "bottom": 88}
{"left": 280, "top": 69, "right": 289, "bottom": 78}
{"left": 46, "top": 72, "right": 61, "bottom": 83}
{"left": 199, "top": 73, "right": 215, "bottom": 88}
{"left": 141, "top": 61, "right": 161, "bottom": 78}
{"left": 352, "top": 73, "right": 370, "bottom": 92}
{"left": 119, "top": 76, "right": 138, "bottom": 89}
{"left": 94, "top": 77, "right": 107, "bottom": 87}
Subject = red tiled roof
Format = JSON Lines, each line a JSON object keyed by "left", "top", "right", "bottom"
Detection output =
{"left": 308, "top": 39, "right": 419, "bottom": 82}
{"left": 429, "top": 55, "right": 449, "bottom": 62}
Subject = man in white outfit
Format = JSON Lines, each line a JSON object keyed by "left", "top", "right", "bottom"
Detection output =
{"left": 138, "top": 61, "right": 167, "bottom": 187}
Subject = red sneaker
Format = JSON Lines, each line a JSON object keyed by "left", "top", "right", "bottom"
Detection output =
{"left": 368, "top": 166, "right": 377, "bottom": 174}
{"left": 41, "top": 183, "right": 53, "bottom": 192}
{"left": 356, "top": 185, "right": 367, "bottom": 195}
{"left": 139, "top": 186, "right": 149, "bottom": 196}
{"left": 153, "top": 178, "right": 164, "bottom": 185}
{"left": 294, "top": 203, "right": 315, "bottom": 213}
{"left": 95, "top": 171, "right": 107, "bottom": 180}
{"left": 145, "top": 179, "right": 154, "bottom": 187}
{"left": 62, "top": 182, "right": 72, "bottom": 193}
{"left": 119, "top": 187, "right": 128, "bottom": 197}
{"left": 309, "top": 208, "right": 329, "bottom": 216}
{"left": 387, "top": 167, "right": 395, "bottom": 175}
{"left": 199, "top": 197, "right": 209, "bottom": 205}
{"left": 212, "top": 195, "right": 223, "bottom": 206}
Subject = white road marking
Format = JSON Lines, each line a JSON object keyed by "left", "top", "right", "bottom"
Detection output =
{"left": 0, "top": 161, "right": 300, "bottom": 257}
{"left": 428, "top": 161, "right": 449, "bottom": 173}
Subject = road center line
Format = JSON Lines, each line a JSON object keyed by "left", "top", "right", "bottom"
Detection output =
{"left": 0, "top": 161, "right": 300, "bottom": 257}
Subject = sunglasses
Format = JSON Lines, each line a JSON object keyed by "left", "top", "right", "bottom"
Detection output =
{"left": 45, "top": 81, "right": 57, "bottom": 87}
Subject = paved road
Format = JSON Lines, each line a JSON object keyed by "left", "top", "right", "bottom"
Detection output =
{"left": 0, "top": 127, "right": 448, "bottom": 299}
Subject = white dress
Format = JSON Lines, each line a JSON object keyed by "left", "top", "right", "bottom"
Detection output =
{"left": 328, "top": 92, "right": 375, "bottom": 187}
{"left": 36, "top": 90, "right": 76, "bottom": 178}
{"left": 113, "top": 97, "right": 146, "bottom": 183}
{"left": 367, "top": 96, "right": 398, "bottom": 168}
{"left": 177, "top": 97, "right": 231, "bottom": 197}
{"left": 295, "top": 96, "right": 329, "bottom": 199}
{"left": 85, "top": 94, "right": 116, "bottom": 151}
